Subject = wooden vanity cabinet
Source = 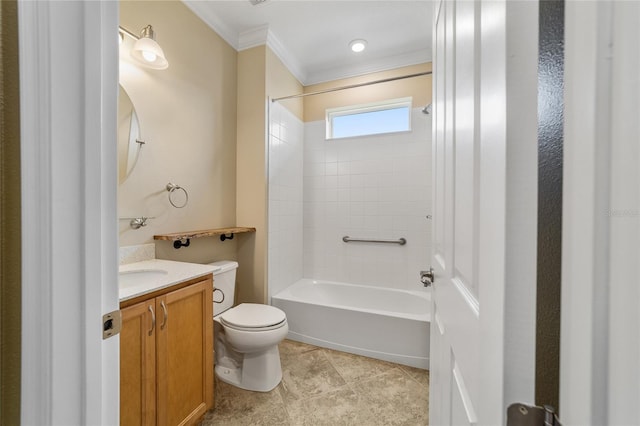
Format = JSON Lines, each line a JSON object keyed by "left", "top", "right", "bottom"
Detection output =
{"left": 121, "top": 301, "right": 157, "bottom": 425}
{"left": 120, "top": 276, "right": 213, "bottom": 426}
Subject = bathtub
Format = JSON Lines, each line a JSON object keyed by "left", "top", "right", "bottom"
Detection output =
{"left": 272, "top": 279, "right": 430, "bottom": 369}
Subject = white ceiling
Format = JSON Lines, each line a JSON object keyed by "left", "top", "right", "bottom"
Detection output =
{"left": 183, "top": 0, "right": 433, "bottom": 85}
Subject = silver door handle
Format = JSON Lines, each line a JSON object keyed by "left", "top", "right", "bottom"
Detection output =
{"left": 160, "top": 301, "right": 168, "bottom": 330}
{"left": 148, "top": 305, "right": 155, "bottom": 336}
{"left": 420, "top": 268, "right": 434, "bottom": 287}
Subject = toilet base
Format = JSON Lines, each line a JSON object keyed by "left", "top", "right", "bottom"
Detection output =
{"left": 215, "top": 345, "right": 283, "bottom": 392}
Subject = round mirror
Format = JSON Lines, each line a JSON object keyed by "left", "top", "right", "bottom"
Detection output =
{"left": 118, "top": 85, "right": 143, "bottom": 183}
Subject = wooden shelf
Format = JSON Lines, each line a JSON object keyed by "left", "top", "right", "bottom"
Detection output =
{"left": 154, "top": 227, "right": 256, "bottom": 242}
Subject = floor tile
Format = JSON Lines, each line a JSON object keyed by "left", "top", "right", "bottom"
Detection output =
{"left": 200, "top": 405, "right": 290, "bottom": 426}
{"left": 279, "top": 339, "right": 321, "bottom": 364}
{"left": 199, "top": 377, "right": 287, "bottom": 425}
{"left": 284, "top": 385, "right": 361, "bottom": 426}
{"left": 352, "top": 368, "right": 429, "bottom": 426}
{"left": 323, "top": 348, "right": 397, "bottom": 383}
{"left": 200, "top": 340, "right": 429, "bottom": 425}
{"left": 400, "top": 364, "right": 431, "bottom": 388}
{"left": 279, "top": 346, "right": 346, "bottom": 403}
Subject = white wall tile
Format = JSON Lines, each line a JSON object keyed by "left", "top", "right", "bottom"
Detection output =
{"left": 302, "top": 108, "right": 432, "bottom": 291}
{"left": 337, "top": 162, "right": 350, "bottom": 176}
{"left": 267, "top": 103, "right": 304, "bottom": 298}
{"left": 325, "top": 162, "right": 338, "bottom": 176}
{"left": 269, "top": 107, "right": 432, "bottom": 294}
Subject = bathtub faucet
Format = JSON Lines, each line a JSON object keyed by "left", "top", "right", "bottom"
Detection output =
{"left": 420, "top": 268, "right": 434, "bottom": 287}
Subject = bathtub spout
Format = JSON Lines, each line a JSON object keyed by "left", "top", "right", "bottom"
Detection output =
{"left": 420, "top": 268, "right": 434, "bottom": 287}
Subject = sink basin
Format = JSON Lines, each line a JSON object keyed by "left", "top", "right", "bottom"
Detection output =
{"left": 119, "top": 269, "right": 168, "bottom": 290}
{"left": 118, "top": 259, "right": 220, "bottom": 301}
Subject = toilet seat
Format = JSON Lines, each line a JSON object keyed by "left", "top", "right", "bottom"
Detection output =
{"left": 221, "top": 320, "right": 287, "bottom": 332}
{"left": 220, "top": 303, "right": 287, "bottom": 332}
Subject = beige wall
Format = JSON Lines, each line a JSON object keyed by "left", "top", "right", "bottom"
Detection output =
{"left": 236, "top": 46, "right": 268, "bottom": 303}
{"left": 119, "top": 1, "right": 238, "bottom": 264}
{"left": 304, "top": 63, "right": 432, "bottom": 122}
{"left": 235, "top": 46, "right": 305, "bottom": 304}
{"left": 266, "top": 48, "right": 304, "bottom": 120}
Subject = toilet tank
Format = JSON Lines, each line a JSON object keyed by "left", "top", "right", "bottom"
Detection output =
{"left": 209, "top": 260, "right": 238, "bottom": 315}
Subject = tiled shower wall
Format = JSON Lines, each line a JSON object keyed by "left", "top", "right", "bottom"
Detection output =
{"left": 303, "top": 108, "right": 432, "bottom": 291}
{"left": 268, "top": 102, "right": 304, "bottom": 299}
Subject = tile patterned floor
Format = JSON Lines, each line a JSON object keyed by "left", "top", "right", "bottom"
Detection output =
{"left": 200, "top": 340, "right": 429, "bottom": 426}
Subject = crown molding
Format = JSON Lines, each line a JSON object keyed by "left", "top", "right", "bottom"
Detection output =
{"left": 265, "top": 31, "right": 307, "bottom": 85}
{"left": 305, "top": 48, "right": 432, "bottom": 85}
{"left": 182, "top": 0, "right": 429, "bottom": 86}
{"left": 182, "top": 0, "right": 239, "bottom": 50}
{"left": 238, "top": 24, "right": 269, "bottom": 50}
{"left": 237, "top": 24, "right": 307, "bottom": 84}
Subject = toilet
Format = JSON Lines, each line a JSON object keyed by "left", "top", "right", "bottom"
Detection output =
{"left": 209, "top": 260, "right": 288, "bottom": 392}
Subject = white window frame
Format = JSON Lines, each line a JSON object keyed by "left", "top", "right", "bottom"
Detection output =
{"left": 325, "top": 97, "right": 413, "bottom": 140}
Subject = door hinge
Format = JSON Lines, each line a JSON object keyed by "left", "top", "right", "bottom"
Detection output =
{"left": 507, "top": 403, "right": 561, "bottom": 426}
{"left": 102, "top": 310, "right": 122, "bottom": 340}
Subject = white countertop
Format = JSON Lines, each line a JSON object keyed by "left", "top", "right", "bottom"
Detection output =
{"left": 119, "top": 259, "right": 220, "bottom": 302}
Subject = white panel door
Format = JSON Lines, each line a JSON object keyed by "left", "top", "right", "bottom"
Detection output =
{"left": 430, "top": 0, "right": 538, "bottom": 424}
{"left": 430, "top": 1, "right": 480, "bottom": 423}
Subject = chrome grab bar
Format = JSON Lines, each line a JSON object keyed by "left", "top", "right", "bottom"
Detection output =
{"left": 342, "top": 236, "right": 407, "bottom": 245}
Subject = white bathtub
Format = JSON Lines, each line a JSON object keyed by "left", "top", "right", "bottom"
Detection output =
{"left": 271, "top": 279, "right": 430, "bottom": 369}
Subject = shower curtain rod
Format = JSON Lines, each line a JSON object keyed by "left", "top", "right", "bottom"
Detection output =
{"left": 271, "top": 71, "right": 432, "bottom": 102}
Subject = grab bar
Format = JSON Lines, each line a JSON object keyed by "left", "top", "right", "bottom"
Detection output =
{"left": 342, "top": 236, "right": 407, "bottom": 245}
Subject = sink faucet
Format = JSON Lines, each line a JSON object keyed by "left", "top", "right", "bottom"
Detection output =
{"left": 130, "top": 217, "right": 149, "bottom": 230}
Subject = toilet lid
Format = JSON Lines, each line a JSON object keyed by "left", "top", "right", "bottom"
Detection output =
{"left": 219, "top": 303, "right": 286, "bottom": 329}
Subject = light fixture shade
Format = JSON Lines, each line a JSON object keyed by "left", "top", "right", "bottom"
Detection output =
{"left": 130, "top": 26, "right": 169, "bottom": 70}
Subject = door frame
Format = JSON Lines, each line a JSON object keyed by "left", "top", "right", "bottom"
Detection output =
{"left": 561, "top": 1, "right": 640, "bottom": 423}
{"left": 18, "top": 1, "right": 119, "bottom": 423}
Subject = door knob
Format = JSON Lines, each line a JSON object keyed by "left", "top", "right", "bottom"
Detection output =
{"left": 420, "top": 268, "right": 434, "bottom": 287}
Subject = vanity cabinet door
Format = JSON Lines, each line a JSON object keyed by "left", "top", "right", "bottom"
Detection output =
{"left": 120, "top": 301, "right": 157, "bottom": 426}
{"left": 156, "top": 278, "right": 213, "bottom": 426}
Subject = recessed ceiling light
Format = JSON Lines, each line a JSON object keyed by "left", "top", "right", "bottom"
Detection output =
{"left": 349, "top": 39, "right": 367, "bottom": 53}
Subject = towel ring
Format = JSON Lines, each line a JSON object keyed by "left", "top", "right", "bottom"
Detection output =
{"left": 166, "top": 182, "right": 189, "bottom": 208}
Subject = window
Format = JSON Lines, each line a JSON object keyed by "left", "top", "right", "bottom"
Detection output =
{"left": 326, "top": 97, "right": 412, "bottom": 140}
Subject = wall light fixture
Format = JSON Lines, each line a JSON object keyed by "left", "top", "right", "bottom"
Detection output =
{"left": 119, "top": 25, "right": 169, "bottom": 70}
